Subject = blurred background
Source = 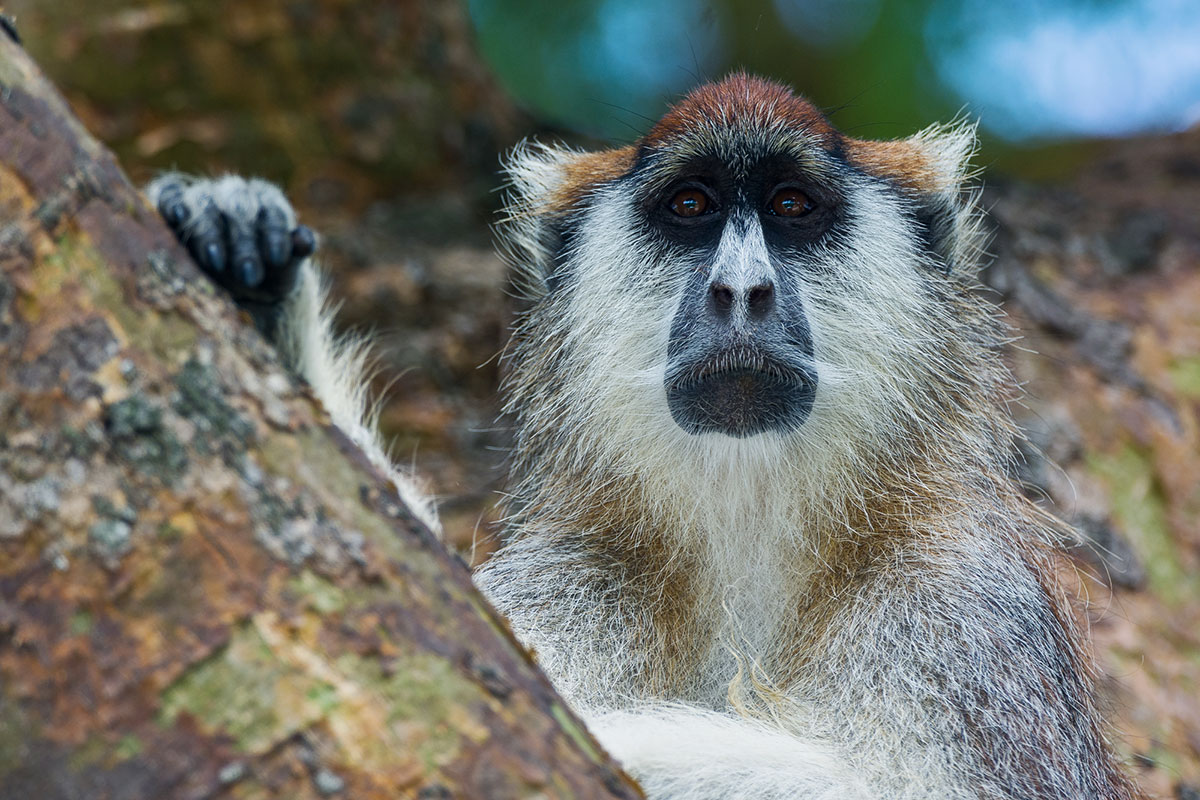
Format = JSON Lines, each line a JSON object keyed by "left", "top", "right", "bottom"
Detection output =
{"left": 470, "top": 0, "right": 1200, "bottom": 174}
{"left": 6, "top": 0, "right": 1200, "bottom": 183}
{"left": 2, "top": 0, "right": 1199, "bottom": 795}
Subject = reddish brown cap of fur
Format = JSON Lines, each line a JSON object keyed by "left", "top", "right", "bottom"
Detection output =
{"left": 644, "top": 73, "right": 956, "bottom": 196}
{"left": 545, "top": 73, "right": 955, "bottom": 213}
{"left": 643, "top": 72, "right": 841, "bottom": 149}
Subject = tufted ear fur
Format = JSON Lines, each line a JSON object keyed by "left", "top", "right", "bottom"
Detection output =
{"left": 497, "top": 141, "right": 635, "bottom": 299}
{"left": 845, "top": 121, "right": 984, "bottom": 273}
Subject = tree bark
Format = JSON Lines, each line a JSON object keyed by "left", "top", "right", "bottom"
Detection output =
{"left": 0, "top": 32, "right": 640, "bottom": 800}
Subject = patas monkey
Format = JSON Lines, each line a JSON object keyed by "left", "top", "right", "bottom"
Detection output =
{"left": 150, "top": 74, "right": 1141, "bottom": 800}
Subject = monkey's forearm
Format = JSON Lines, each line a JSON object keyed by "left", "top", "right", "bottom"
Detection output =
{"left": 273, "top": 262, "right": 440, "bottom": 533}
{"left": 146, "top": 174, "right": 439, "bottom": 533}
{"left": 588, "top": 705, "right": 868, "bottom": 800}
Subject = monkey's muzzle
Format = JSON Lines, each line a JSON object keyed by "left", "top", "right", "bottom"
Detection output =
{"left": 664, "top": 350, "right": 816, "bottom": 438}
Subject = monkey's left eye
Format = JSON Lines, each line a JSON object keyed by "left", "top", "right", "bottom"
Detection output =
{"left": 669, "top": 188, "right": 711, "bottom": 218}
{"left": 769, "top": 189, "right": 814, "bottom": 218}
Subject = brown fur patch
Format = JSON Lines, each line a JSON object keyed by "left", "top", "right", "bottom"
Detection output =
{"left": 547, "top": 146, "right": 636, "bottom": 213}
{"left": 569, "top": 481, "right": 713, "bottom": 696}
{"left": 845, "top": 138, "right": 945, "bottom": 194}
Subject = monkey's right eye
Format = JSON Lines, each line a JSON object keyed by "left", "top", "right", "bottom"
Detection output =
{"left": 669, "top": 188, "right": 711, "bottom": 218}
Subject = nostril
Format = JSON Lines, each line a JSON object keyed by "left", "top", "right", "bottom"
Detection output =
{"left": 710, "top": 283, "right": 735, "bottom": 312}
{"left": 747, "top": 283, "right": 775, "bottom": 313}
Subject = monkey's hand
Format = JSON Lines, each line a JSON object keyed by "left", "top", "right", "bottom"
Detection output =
{"left": 147, "top": 174, "right": 317, "bottom": 311}
{"left": 145, "top": 173, "right": 441, "bottom": 534}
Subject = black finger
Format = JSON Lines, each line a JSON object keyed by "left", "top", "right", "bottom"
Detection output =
{"left": 226, "top": 212, "right": 265, "bottom": 289}
{"left": 256, "top": 206, "right": 292, "bottom": 269}
{"left": 291, "top": 225, "right": 316, "bottom": 260}
{"left": 204, "top": 241, "right": 227, "bottom": 274}
{"left": 155, "top": 183, "right": 190, "bottom": 228}
{"left": 165, "top": 202, "right": 190, "bottom": 227}
{"left": 188, "top": 205, "right": 228, "bottom": 275}
{"left": 237, "top": 258, "right": 264, "bottom": 288}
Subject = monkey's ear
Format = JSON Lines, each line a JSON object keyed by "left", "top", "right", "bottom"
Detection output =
{"left": 845, "top": 121, "right": 982, "bottom": 272}
{"left": 498, "top": 141, "right": 635, "bottom": 298}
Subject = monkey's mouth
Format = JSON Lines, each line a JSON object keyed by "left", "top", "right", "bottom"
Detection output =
{"left": 664, "top": 351, "right": 817, "bottom": 438}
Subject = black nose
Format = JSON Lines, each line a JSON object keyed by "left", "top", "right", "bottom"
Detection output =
{"left": 708, "top": 280, "right": 775, "bottom": 320}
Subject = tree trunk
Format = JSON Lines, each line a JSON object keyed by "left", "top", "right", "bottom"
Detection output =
{"left": 0, "top": 32, "right": 640, "bottom": 800}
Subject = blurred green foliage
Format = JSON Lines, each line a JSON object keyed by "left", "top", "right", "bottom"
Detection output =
{"left": 469, "top": 0, "right": 1200, "bottom": 178}
{"left": 5, "top": 0, "right": 1196, "bottom": 184}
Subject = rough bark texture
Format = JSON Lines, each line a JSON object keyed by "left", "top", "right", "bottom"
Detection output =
{"left": 0, "top": 32, "right": 640, "bottom": 800}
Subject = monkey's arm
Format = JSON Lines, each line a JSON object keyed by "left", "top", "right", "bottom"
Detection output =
{"left": 481, "top": 534, "right": 1134, "bottom": 800}
{"left": 146, "top": 174, "right": 439, "bottom": 532}
{"left": 581, "top": 588, "right": 1107, "bottom": 800}
{"left": 587, "top": 705, "right": 868, "bottom": 800}
{"left": 476, "top": 549, "right": 871, "bottom": 799}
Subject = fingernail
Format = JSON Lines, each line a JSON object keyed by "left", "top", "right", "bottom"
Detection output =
{"left": 205, "top": 242, "right": 225, "bottom": 273}
{"left": 239, "top": 258, "right": 264, "bottom": 287}
{"left": 166, "top": 202, "right": 189, "bottom": 225}
{"left": 267, "top": 234, "right": 289, "bottom": 266}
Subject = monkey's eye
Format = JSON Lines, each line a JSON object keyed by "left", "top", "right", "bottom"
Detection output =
{"left": 669, "top": 188, "right": 711, "bottom": 218}
{"left": 769, "top": 188, "right": 814, "bottom": 218}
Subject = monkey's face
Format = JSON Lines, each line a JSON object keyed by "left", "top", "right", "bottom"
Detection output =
{"left": 502, "top": 75, "right": 979, "bottom": 484}
{"left": 641, "top": 155, "right": 839, "bottom": 438}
